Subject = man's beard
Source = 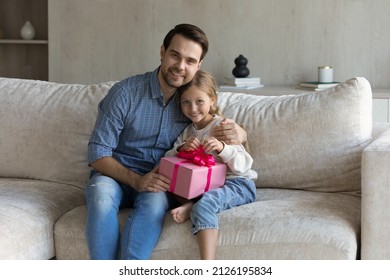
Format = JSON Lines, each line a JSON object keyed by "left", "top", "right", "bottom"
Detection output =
{"left": 162, "top": 67, "right": 186, "bottom": 89}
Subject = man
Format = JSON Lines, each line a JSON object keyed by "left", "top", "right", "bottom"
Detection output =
{"left": 86, "top": 23, "right": 247, "bottom": 259}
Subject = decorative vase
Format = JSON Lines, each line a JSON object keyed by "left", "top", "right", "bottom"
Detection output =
{"left": 20, "top": 21, "right": 35, "bottom": 40}
{"left": 232, "top": 54, "right": 250, "bottom": 78}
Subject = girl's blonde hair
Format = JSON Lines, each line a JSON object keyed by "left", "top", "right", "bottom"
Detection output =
{"left": 178, "top": 70, "right": 223, "bottom": 116}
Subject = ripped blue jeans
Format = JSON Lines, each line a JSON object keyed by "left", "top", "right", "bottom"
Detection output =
{"left": 85, "top": 172, "right": 177, "bottom": 260}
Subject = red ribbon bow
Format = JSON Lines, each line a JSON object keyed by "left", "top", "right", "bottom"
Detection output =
{"left": 177, "top": 145, "right": 216, "bottom": 166}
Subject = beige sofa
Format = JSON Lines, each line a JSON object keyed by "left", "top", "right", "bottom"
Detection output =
{"left": 1, "top": 77, "right": 389, "bottom": 260}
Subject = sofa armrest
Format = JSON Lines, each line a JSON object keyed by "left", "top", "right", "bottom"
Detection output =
{"left": 361, "top": 127, "right": 390, "bottom": 259}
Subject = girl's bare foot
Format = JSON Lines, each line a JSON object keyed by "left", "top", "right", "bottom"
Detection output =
{"left": 171, "top": 201, "right": 194, "bottom": 223}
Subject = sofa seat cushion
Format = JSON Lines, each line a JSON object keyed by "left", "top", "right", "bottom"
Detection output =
{"left": 54, "top": 188, "right": 360, "bottom": 260}
{"left": 217, "top": 77, "right": 372, "bottom": 194}
{"left": 0, "top": 179, "right": 85, "bottom": 259}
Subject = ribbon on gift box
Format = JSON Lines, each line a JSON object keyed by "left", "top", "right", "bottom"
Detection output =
{"left": 169, "top": 147, "right": 215, "bottom": 195}
{"left": 176, "top": 145, "right": 216, "bottom": 166}
{"left": 169, "top": 159, "right": 189, "bottom": 193}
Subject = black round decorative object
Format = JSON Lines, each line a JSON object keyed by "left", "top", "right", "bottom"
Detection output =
{"left": 232, "top": 54, "right": 250, "bottom": 78}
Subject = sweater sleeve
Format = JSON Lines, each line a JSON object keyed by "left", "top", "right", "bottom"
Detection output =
{"left": 217, "top": 144, "right": 254, "bottom": 176}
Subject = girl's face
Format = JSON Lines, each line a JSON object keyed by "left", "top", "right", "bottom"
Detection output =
{"left": 180, "top": 86, "right": 215, "bottom": 130}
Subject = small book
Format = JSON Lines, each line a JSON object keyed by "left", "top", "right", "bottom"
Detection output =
{"left": 294, "top": 86, "right": 326, "bottom": 91}
{"left": 219, "top": 84, "right": 264, "bottom": 90}
{"left": 224, "top": 76, "right": 261, "bottom": 86}
{"left": 299, "top": 81, "right": 340, "bottom": 89}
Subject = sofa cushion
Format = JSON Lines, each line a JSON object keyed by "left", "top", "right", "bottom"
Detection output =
{"left": 54, "top": 188, "right": 361, "bottom": 260}
{"left": 0, "top": 178, "right": 85, "bottom": 259}
{"left": 0, "top": 78, "right": 114, "bottom": 188}
{"left": 217, "top": 77, "right": 372, "bottom": 194}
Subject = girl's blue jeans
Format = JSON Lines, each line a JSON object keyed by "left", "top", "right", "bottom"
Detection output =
{"left": 85, "top": 172, "right": 178, "bottom": 260}
{"left": 190, "top": 177, "right": 256, "bottom": 235}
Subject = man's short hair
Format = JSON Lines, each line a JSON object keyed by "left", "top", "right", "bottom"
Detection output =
{"left": 163, "top": 23, "right": 209, "bottom": 61}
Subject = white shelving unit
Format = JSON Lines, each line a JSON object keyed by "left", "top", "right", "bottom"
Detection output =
{"left": 0, "top": 39, "right": 48, "bottom": 44}
{"left": 0, "top": 0, "right": 48, "bottom": 80}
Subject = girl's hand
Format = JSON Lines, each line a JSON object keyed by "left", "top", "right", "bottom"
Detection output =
{"left": 180, "top": 137, "right": 201, "bottom": 151}
{"left": 203, "top": 137, "right": 224, "bottom": 153}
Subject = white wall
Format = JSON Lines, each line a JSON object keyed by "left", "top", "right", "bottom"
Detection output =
{"left": 49, "top": 0, "right": 390, "bottom": 88}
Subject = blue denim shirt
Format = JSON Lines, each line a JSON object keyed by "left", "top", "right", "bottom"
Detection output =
{"left": 88, "top": 67, "right": 190, "bottom": 175}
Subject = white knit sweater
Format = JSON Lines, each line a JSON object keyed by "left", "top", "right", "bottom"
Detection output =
{"left": 164, "top": 115, "right": 258, "bottom": 180}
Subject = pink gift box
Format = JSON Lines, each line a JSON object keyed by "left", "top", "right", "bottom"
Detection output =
{"left": 159, "top": 156, "right": 227, "bottom": 199}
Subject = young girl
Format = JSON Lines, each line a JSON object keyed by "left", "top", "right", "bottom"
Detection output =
{"left": 164, "top": 70, "right": 257, "bottom": 259}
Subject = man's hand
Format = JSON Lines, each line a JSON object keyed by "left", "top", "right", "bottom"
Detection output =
{"left": 90, "top": 157, "right": 171, "bottom": 193}
{"left": 134, "top": 165, "right": 171, "bottom": 193}
{"left": 212, "top": 118, "right": 247, "bottom": 145}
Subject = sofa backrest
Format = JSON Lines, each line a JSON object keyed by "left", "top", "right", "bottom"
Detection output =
{"left": 0, "top": 77, "right": 373, "bottom": 194}
{"left": 217, "top": 77, "right": 373, "bottom": 194}
{"left": 0, "top": 78, "right": 114, "bottom": 189}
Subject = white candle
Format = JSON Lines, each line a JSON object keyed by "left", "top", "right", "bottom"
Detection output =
{"left": 318, "top": 66, "right": 333, "bottom": 83}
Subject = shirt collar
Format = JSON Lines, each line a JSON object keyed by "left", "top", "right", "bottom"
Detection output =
{"left": 150, "top": 67, "right": 162, "bottom": 99}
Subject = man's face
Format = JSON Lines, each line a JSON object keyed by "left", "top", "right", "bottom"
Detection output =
{"left": 159, "top": 34, "right": 203, "bottom": 92}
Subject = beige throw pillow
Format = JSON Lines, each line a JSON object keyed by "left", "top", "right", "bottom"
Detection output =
{"left": 217, "top": 77, "right": 372, "bottom": 194}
